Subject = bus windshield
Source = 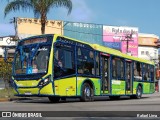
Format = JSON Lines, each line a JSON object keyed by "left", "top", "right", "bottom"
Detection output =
{"left": 14, "top": 36, "right": 52, "bottom": 75}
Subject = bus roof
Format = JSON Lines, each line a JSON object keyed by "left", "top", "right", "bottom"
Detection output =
{"left": 56, "top": 34, "right": 154, "bottom": 65}
{"left": 92, "top": 44, "right": 154, "bottom": 65}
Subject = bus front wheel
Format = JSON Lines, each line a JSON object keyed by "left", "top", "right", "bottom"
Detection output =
{"left": 48, "top": 96, "right": 60, "bottom": 103}
{"left": 80, "top": 83, "right": 94, "bottom": 102}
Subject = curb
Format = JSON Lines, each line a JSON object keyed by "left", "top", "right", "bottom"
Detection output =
{"left": 0, "top": 98, "right": 9, "bottom": 102}
{"left": 0, "top": 97, "right": 32, "bottom": 102}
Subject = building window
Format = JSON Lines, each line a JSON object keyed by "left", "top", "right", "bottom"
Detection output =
{"left": 141, "top": 51, "right": 144, "bottom": 55}
{"left": 146, "top": 51, "right": 149, "bottom": 55}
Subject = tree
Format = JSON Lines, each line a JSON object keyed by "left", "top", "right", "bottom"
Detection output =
{"left": 4, "top": 0, "right": 72, "bottom": 34}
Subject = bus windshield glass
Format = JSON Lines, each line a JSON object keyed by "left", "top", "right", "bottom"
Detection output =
{"left": 14, "top": 35, "right": 53, "bottom": 75}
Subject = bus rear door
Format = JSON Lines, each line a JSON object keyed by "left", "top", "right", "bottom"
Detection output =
{"left": 101, "top": 53, "right": 110, "bottom": 95}
{"left": 125, "top": 60, "right": 133, "bottom": 94}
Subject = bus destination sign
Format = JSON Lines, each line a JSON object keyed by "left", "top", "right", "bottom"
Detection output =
{"left": 22, "top": 38, "right": 47, "bottom": 45}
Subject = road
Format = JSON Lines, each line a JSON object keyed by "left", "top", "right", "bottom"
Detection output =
{"left": 0, "top": 93, "right": 160, "bottom": 120}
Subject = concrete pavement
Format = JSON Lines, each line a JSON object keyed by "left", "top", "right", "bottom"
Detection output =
{"left": 0, "top": 92, "right": 159, "bottom": 102}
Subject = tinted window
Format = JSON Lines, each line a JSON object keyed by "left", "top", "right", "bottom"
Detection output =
{"left": 77, "top": 47, "right": 95, "bottom": 75}
{"left": 134, "top": 62, "right": 142, "bottom": 81}
{"left": 112, "top": 57, "right": 124, "bottom": 80}
{"left": 54, "top": 46, "right": 75, "bottom": 79}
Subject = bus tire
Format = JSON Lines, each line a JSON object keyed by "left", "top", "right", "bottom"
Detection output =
{"left": 80, "top": 83, "right": 94, "bottom": 102}
{"left": 48, "top": 96, "right": 60, "bottom": 103}
{"left": 130, "top": 85, "right": 142, "bottom": 99}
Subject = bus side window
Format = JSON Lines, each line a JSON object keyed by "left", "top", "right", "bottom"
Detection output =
{"left": 147, "top": 65, "right": 151, "bottom": 81}
{"left": 112, "top": 57, "right": 124, "bottom": 80}
{"left": 150, "top": 65, "right": 154, "bottom": 82}
{"left": 143, "top": 64, "right": 148, "bottom": 81}
{"left": 54, "top": 46, "right": 75, "bottom": 79}
{"left": 95, "top": 52, "right": 100, "bottom": 76}
{"left": 88, "top": 51, "right": 95, "bottom": 75}
{"left": 77, "top": 47, "right": 84, "bottom": 74}
{"left": 112, "top": 58, "right": 116, "bottom": 79}
{"left": 134, "top": 62, "right": 142, "bottom": 80}
{"left": 77, "top": 47, "right": 95, "bottom": 76}
{"left": 83, "top": 50, "right": 94, "bottom": 75}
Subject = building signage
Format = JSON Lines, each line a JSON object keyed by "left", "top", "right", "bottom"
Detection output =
{"left": 103, "top": 25, "right": 138, "bottom": 56}
{"left": 103, "top": 42, "right": 121, "bottom": 51}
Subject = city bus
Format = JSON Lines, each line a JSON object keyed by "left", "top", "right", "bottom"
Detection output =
{"left": 4, "top": 34, "right": 155, "bottom": 102}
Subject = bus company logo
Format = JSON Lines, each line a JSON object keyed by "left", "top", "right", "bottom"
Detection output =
{"left": 2, "top": 112, "right": 11, "bottom": 117}
{"left": 104, "top": 27, "right": 112, "bottom": 33}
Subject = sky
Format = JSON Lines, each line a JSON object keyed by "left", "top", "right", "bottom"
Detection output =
{"left": 0, "top": 0, "right": 160, "bottom": 37}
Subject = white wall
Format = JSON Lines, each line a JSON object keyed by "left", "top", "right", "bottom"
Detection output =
{"left": 138, "top": 46, "right": 159, "bottom": 64}
{"left": 0, "top": 37, "right": 16, "bottom": 57}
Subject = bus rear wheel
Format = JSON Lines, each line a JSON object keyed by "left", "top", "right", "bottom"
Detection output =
{"left": 48, "top": 96, "right": 60, "bottom": 103}
{"left": 80, "top": 83, "right": 94, "bottom": 102}
{"left": 130, "top": 85, "right": 142, "bottom": 99}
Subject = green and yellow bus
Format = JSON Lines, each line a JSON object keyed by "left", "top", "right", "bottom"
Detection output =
{"left": 6, "top": 34, "right": 155, "bottom": 102}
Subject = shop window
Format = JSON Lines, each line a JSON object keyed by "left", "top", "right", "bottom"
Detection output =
{"left": 141, "top": 51, "right": 144, "bottom": 55}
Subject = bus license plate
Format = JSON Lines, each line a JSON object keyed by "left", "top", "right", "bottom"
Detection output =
{"left": 25, "top": 92, "right": 32, "bottom": 95}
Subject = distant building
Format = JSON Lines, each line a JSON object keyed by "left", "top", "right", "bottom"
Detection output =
{"left": 16, "top": 17, "right": 63, "bottom": 39}
{"left": 0, "top": 36, "right": 16, "bottom": 57}
{"left": 138, "top": 33, "right": 159, "bottom": 65}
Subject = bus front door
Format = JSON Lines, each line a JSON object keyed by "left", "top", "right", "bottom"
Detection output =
{"left": 101, "top": 55, "right": 110, "bottom": 94}
{"left": 126, "top": 61, "right": 133, "bottom": 94}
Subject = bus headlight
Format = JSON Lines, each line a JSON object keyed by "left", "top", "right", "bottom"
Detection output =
{"left": 39, "top": 75, "right": 51, "bottom": 87}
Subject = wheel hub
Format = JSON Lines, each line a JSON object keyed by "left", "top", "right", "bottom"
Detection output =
{"left": 85, "top": 87, "right": 90, "bottom": 97}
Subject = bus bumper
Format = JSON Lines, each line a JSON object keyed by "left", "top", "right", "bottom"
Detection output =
{"left": 14, "top": 83, "right": 54, "bottom": 97}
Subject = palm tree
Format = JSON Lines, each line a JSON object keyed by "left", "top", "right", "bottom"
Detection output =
{"left": 4, "top": 0, "right": 72, "bottom": 34}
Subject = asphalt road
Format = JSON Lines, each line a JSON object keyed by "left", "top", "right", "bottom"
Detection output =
{"left": 0, "top": 93, "right": 160, "bottom": 120}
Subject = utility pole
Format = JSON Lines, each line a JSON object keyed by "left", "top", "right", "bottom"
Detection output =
{"left": 121, "top": 34, "right": 133, "bottom": 54}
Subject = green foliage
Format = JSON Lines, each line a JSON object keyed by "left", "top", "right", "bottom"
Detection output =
{"left": 0, "top": 88, "right": 14, "bottom": 98}
{"left": 0, "top": 58, "right": 12, "bottom": 81}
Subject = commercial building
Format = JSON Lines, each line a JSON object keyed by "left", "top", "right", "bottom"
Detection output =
{"left": 138, "top": 33, "right": 159, "bottom": 91}
{"left": 0, "top": 36, "right": 16, "bottom": 57}
{"left": 16, "top": 17, "right": 63, "bottom": 39}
